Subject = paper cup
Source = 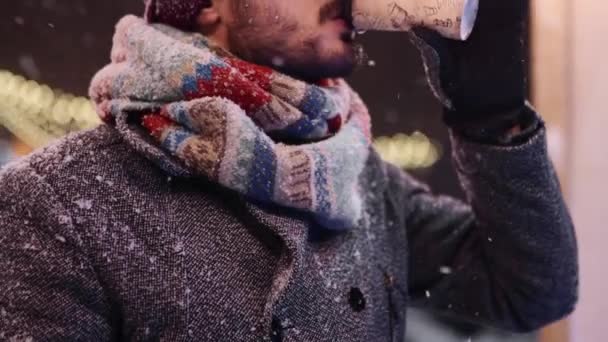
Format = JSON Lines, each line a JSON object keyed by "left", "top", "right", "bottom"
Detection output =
{"left": 351, "top": 0, "right": 479, "bottom": 40}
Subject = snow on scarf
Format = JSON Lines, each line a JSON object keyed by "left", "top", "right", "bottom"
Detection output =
{"left": 90, "top": 16, "right": 372, "bottom": 230}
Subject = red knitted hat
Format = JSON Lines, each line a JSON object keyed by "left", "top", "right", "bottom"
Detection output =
{"left": 145, "top": 0, "right": 212, "bottom": 31}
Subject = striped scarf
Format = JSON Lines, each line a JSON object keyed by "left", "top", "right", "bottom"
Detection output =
{"left": 90, "top": 16, "right": 372, "bottom": 230}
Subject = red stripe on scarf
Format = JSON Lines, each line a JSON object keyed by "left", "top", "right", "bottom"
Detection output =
{"left": 186, "top": 63, "right": 273, "bottom": 113}
{"left": 142, "top": 114, "right": 174, "bottom": 139}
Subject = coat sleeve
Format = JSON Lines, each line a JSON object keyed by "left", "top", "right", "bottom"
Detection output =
{"left": 0, "top": 162, "right": 112, "bottom": 341}
{"left": 385, "top": 115, "right": 578, "bottom": 332}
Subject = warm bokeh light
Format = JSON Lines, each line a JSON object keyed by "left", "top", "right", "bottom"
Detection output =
{"left": 373, "top": 131, "right": 441, "bottom": 170}
{"left": 0, "top": 69, "right": 100, "bottom": 148}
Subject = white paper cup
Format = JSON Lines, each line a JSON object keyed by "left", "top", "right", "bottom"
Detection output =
{"left": 351, "top": 0, "right": 479, "bottom": 40}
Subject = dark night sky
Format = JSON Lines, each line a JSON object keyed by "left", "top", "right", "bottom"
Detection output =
{"left": 1, "top": 0, "right": 142, "bottom": 95}
{"left": 0, "top": 0, "right": 464, "bottom": 198}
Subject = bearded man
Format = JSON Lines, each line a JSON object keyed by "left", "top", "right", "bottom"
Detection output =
{"left": 0, "top": 0, "right": 577, "bottom": 341}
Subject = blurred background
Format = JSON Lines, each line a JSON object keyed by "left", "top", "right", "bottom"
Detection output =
{"left": 0, "top": 1, "right": 606, "bottom": 341}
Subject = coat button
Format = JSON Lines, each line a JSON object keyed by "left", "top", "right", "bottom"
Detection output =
{"left": 349, "top": 287, "right": 366, "bottom": 312}
{"left": 270, "top": 315, "right": 283, "bottom": 342}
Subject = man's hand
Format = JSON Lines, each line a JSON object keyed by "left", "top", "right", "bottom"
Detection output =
{"left": 410, "top": 0, "right": 530, "bottom": 129}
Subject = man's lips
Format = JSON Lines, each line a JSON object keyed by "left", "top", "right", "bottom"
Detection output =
{"left": 330, "top": 18, "right": 348, "bottom": 27}
{"left": 319, "top": 1, "right": 355, "bottom": 42}
{"left": 328, "top": 14, "right": 354, "bottom": 34}
{"left": 329, "top": 9, "right": 354, "bottom": 29}
{"left": 320, "top": 0, "right": 353, "bottom": 27}
{"left": 324, "top": 18, "right": 355, "bottom": 43}
{"left": 332, "top": 17, "right": 353, "bottom": 28}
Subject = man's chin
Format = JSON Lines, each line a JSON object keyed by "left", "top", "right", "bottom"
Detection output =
{"left": 323, "top": 55, "right": 357, "bottom": 79}
{"left": 305, "top": 46, "right": 358, "bottom": 80}
{"left": 240, "top": 50, "right": 356, "bottom": 82}
{"left": 280, "top": 56, "right": 356, "bottom": 83}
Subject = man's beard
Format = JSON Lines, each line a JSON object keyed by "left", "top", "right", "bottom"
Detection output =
{"left": 230, "top": 35, "right": 356, "bottom": 82}
{"left": 226, "top": 1, "right": 356, "bottom": 82}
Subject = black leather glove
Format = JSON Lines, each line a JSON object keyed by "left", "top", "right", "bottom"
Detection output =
{"left": 410, "top": 0, "right": 532, "bottom": 132}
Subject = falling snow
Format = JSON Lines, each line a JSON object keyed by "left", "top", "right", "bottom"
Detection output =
{"left": 174, "top": 241, "right": 184, "bottom": 254}
{"left": 74, "top": 199, "right": 93, "bottom": 210}
{"left": 439, "top": 266, "right": 452, "bottom": 275}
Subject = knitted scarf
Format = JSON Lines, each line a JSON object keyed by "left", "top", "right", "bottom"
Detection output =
{"left": 90, "top": 16, "right": 372, "bottom": 230}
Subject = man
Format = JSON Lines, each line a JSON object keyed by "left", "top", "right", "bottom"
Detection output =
{"left": 0, "top": 0, "right": 577, "bottom": 341}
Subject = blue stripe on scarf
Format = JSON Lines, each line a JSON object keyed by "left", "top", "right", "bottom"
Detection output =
{"left": 283, "top": 117, "right": 316, "bottom": 137}
{"left": 182, "top": 75, "right": 198, "bottom": 94}
{"left": 247, "top": 136, "right": 277, "bottom": 202}
{"left": 228, "top": 121, "right": 257, "bottom": 193}
{"left": 284, "top": 86, "right": 327, "bottom": 137}
{"left": 166, "top": 103, "right": 193, "bottom": 129}
{"left": 195, "top": 63, "right": 215, "bottom": 81}
{"left": 161, "top": 128, "right": 193, "bottom": 153}
{"left": 312, "top": 148, "right": 331, "bottom": 216}
{"left": 183, "top": 59, "right": 227, "bottom": 94}
{"left": 300, "top": 86, "right": 327, "bottom": 117}
{"left": 195, "top": 58, "right": 227, "bottom": 80}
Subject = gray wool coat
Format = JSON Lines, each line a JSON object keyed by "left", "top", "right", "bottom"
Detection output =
{"left": 0, "top": 107, "right": 577, "bottom": 342}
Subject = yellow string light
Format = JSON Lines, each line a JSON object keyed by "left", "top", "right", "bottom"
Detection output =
{"left": 0, "top": 69, "right": 101, "bottom": 149}
{"left": 373, "top": 131, "right": 442, "bottom": 169}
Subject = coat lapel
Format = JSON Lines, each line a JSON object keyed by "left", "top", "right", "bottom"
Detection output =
{"left": 243, "top": 201, "right": 310, "bottom": 326}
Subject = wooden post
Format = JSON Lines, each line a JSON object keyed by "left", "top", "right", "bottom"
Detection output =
{"left": 531, "top": 0, "right": 572, "bottom": 341}
{"left": 531, "top": 0, "right": 571, "bottom": 195}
